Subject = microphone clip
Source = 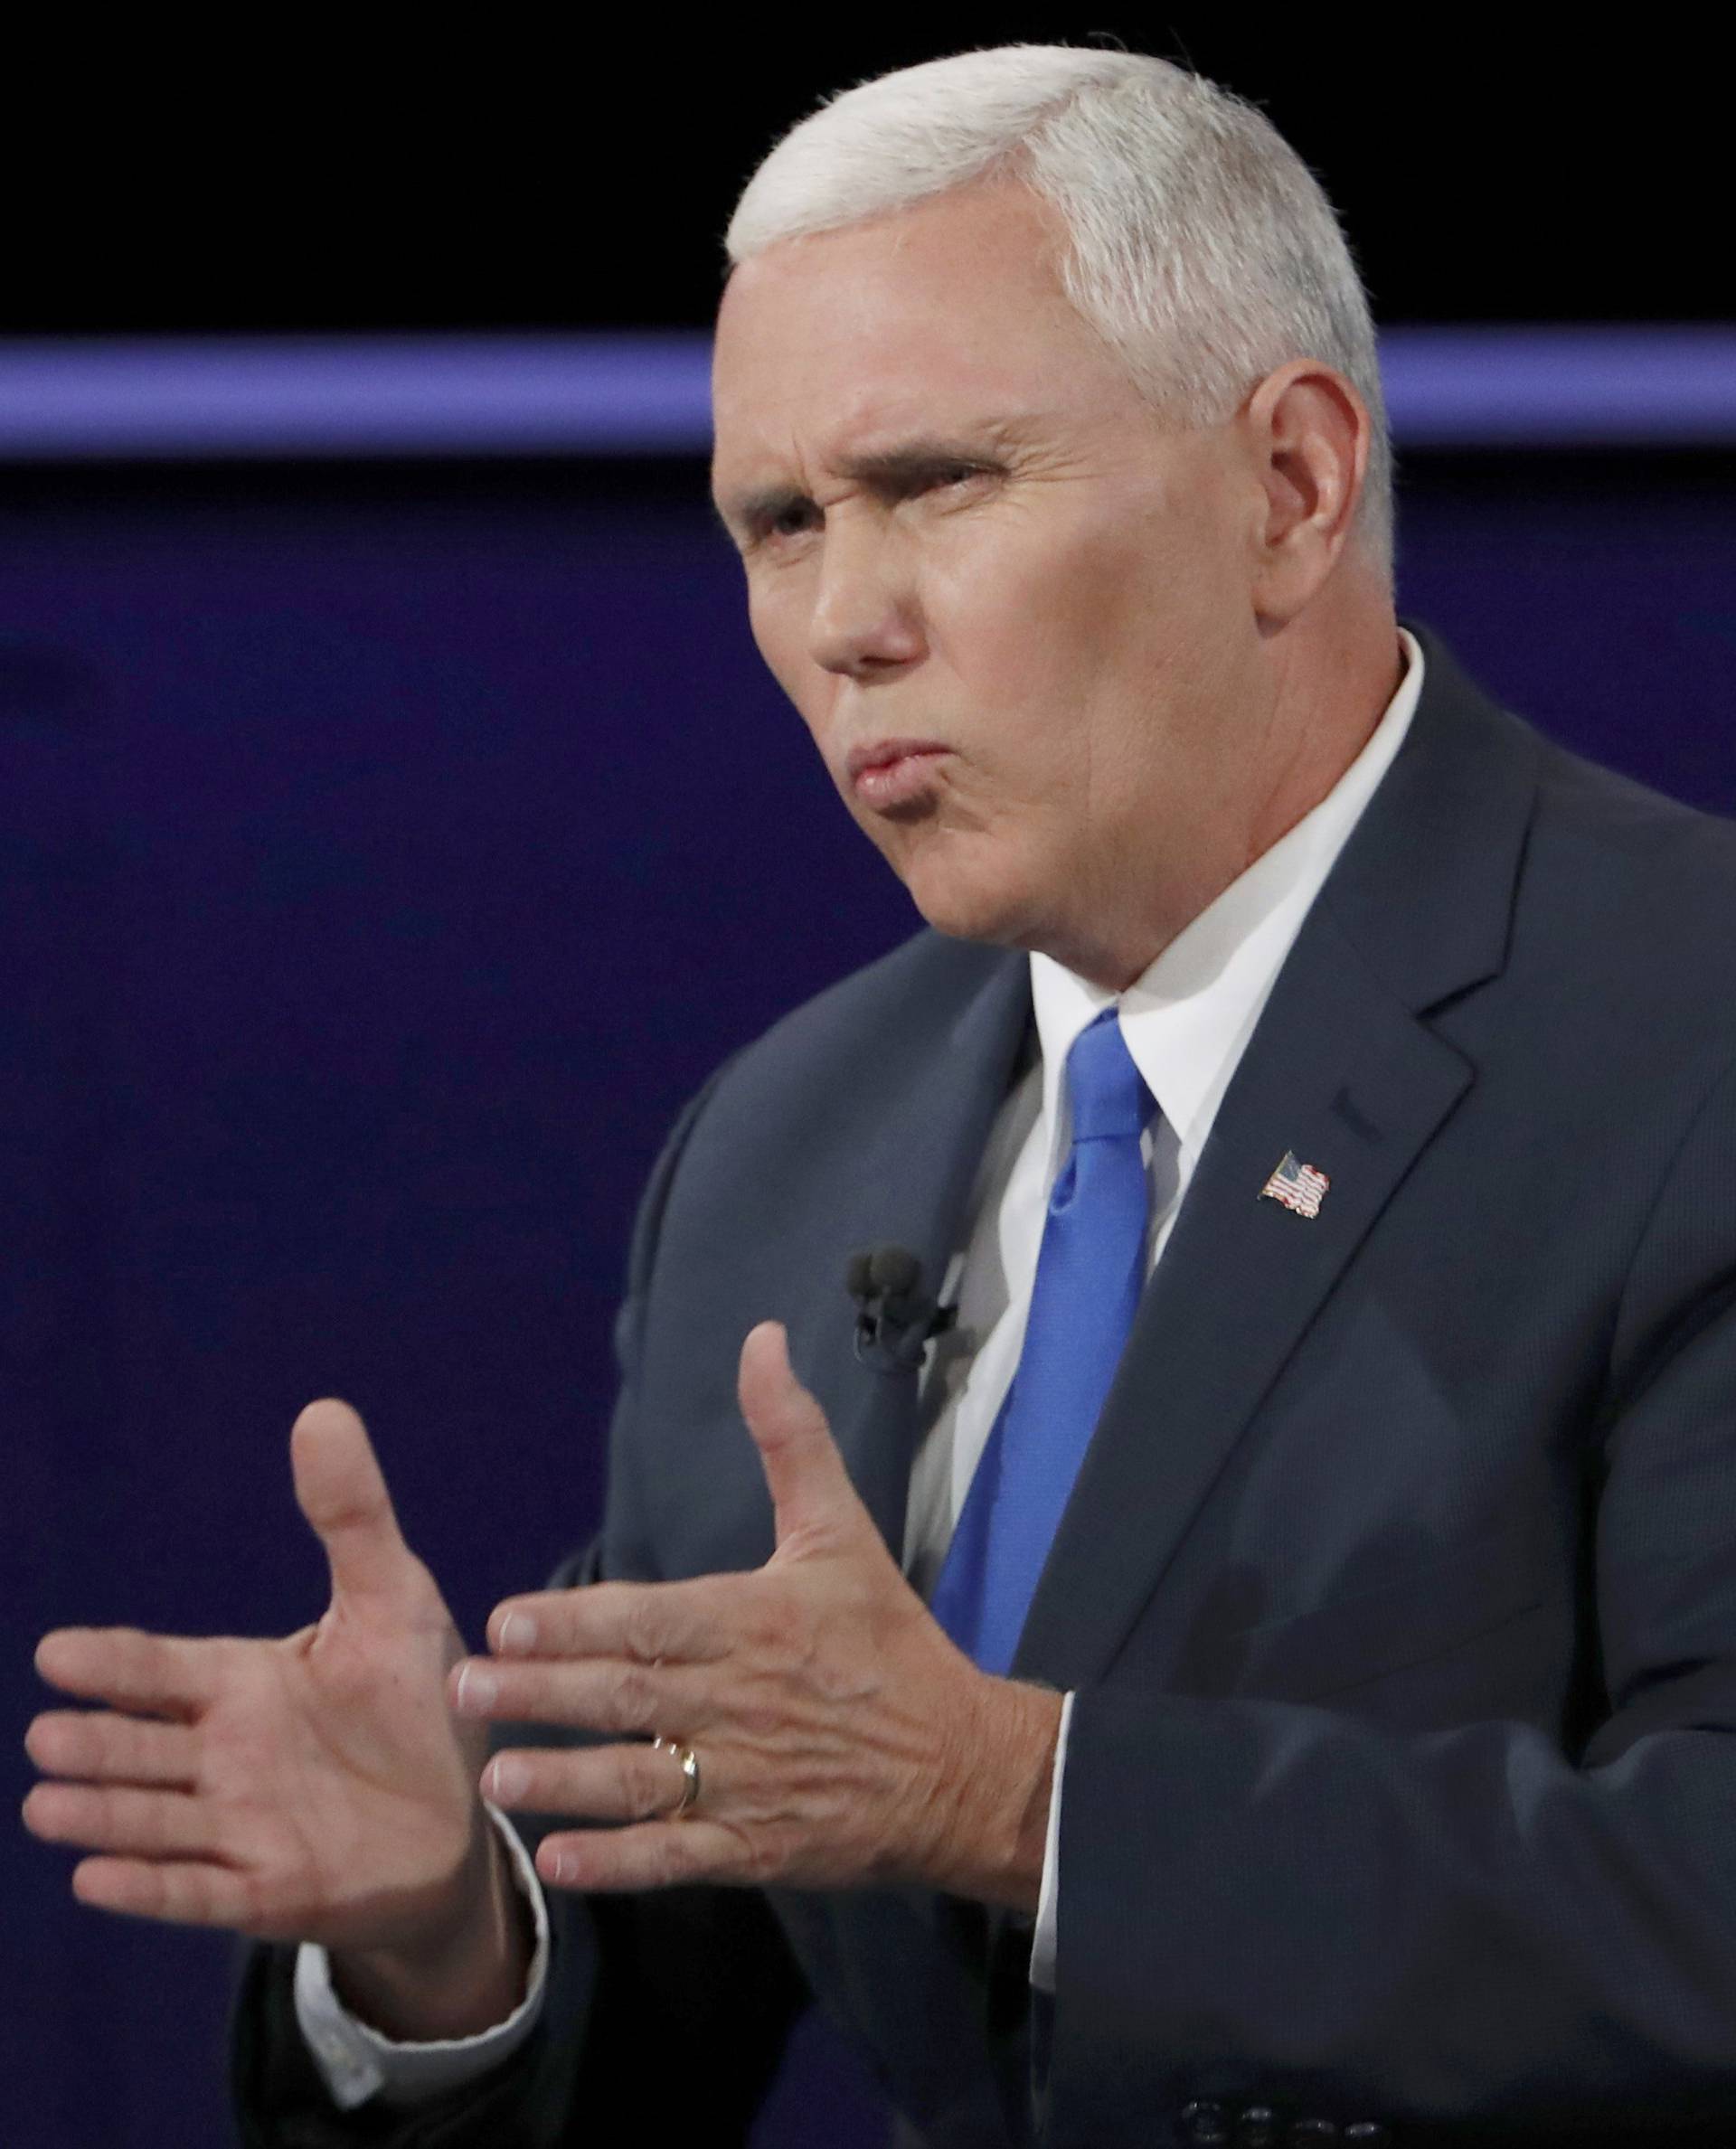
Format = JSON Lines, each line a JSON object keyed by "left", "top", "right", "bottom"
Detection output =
{"left": 845, "top": 1245, "right": 956, "bottom": 1373}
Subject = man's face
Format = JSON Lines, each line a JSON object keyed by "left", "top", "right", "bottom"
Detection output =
{"left": 711, "top": 181, "right": 1269, "bottom": 984}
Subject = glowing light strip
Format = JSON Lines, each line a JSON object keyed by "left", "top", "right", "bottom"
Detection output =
{"left": 0, "top": 328, "right": 1731, "bottom": 459}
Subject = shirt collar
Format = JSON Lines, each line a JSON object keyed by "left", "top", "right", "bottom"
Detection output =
{"left": 1030, "top": 627, "right": 1426, "bottom": 1165}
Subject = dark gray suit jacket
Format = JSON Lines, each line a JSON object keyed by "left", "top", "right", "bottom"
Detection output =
{"left": 233, "top": 627, "right": 1736, "bottom": 2144}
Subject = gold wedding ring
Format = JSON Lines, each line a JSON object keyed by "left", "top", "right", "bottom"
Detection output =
{"left": 652, "top": 1734, "right": 701, "bottom": 1818}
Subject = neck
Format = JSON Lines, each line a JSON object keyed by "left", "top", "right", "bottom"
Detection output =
{"left": 1040, "top": 600, "right": 1406, "bottom": 993}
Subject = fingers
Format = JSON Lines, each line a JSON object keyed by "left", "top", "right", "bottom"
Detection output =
{"left": 25, "top": 1709, "right": 198, "bottom": 1790}
{"left": 737, "top": 1321, "right": 866, "bottom": 1552}
{"left": 451, "top": 1653, "right": 713, "bottom": 1737}
{"left": 536, "top": 1820, "right": 741, "bottom": 1894}
{"left": 68, "top": 1857, "right": 258, "bottom": 1929}
{"left": 482, "top": 1739, "right": 695, "bottom": 1825}
{"left": 24, "top": 1780, "right": 221, "bottom": 1862}
{"left": 290, "top": 1397, "right": 414, "bottom": 1604}
{"left": 484, "top": 1576, "right": 738, "bottom": 1665}
{"left": 34, "top": 1628, "right": 216, "bottom": 1720}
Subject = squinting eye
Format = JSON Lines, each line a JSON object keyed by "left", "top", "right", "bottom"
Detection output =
{"left": 920, "top": 464, "right": 1001, "bottom": 500}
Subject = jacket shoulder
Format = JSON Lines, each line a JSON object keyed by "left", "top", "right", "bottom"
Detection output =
{"left": 1406, "top": 622, "right": 1736, "bottom": 994}
{"left": 1526, "top": 726, "right": 1736, "bottom": 972}
{"left": 712, "top": 928, "right": 1022, "bottom": 1106}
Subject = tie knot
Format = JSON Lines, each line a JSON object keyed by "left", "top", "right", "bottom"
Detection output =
{"left": 1065, "top": 1009, "right": 1156, "bottom": 1143}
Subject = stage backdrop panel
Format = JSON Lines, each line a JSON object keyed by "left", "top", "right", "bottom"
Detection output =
{"left": 5, "top": 454, "right": 1734, "bottom": 2147}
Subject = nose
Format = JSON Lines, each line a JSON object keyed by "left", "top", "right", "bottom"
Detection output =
{"left": 807, "top": 515, "right": 925, "bottom": 679}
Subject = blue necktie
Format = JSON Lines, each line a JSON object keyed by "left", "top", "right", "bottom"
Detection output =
{"left": 931, "top": 1008, "right": 1156, "bottom": 1674}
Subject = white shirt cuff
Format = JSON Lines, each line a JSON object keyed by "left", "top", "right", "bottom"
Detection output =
{"left": 1029, "top": 1689, "right": 1072, "bottom": 1993}
{"left": 293, "top": 1800, "right": 551, "bottom": 2111}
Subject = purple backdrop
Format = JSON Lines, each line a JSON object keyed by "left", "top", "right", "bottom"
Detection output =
{"left": 6, "top": 454, "right": 1735, "bottom": 2145}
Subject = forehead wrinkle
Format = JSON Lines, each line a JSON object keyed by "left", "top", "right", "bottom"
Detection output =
{"left": 712, "top": 378, "right": 1078, "bottom": 533}
{"left": 816, "top": 384, "right": 1051, "bottom": 459}
{"left": 831, "top": 408, "right": 1049, "bottom": 476}
{"left": 715, "top": 406, "right": 1052, "bottom": 526}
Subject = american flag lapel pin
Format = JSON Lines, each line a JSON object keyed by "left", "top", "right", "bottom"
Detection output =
{"left": 1260, "top": 1150, "right": 1330, "bottom": 1219}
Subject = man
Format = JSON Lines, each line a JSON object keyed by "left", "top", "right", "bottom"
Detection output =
{"left": 24, "top": 44, "right": 1736, "bottom": 2147}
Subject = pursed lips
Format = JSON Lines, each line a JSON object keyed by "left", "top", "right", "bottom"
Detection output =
{"left": 844, "top": 738, "right": 953, "bottom": 813}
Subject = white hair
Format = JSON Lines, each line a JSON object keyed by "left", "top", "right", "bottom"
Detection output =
{"left": 725, "top": 45, "right": 1393, "bottom": 583}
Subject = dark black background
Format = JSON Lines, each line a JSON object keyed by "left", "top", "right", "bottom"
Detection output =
{"left": 5, "top": 18, "right": 1721, "bottom": 335}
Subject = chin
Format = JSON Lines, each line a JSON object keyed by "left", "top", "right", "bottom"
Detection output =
{"left": 895, "top": 853, "right": 1042, "bottom": 952}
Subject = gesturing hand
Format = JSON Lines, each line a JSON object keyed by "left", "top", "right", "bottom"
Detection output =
{"left": 455, "top": 1323, "right": 1064, "bottom": 1911}
{"left": 24, "top": 1401, "right": 491, "bottom": 1963}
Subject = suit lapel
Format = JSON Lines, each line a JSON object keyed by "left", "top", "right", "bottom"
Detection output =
{"left": 1014, "top": 627, "right": 1545, "bottom": 1691}
{"left": 779, "top": 948, "right": 1033, "bottom": 2078}
{"left": 1013, "top": 910, "right": 1470, "bottom": 1688}
{"left": 804, "top": 945, "right": 1032, "bottom": 1560}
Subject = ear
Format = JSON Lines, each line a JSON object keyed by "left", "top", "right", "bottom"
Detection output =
{"left": 1241, "top": 359, "right": 1373, "bottom": 627}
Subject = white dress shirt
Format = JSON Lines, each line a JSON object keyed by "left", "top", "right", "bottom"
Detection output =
{"left": 297, "top": 630, "right": 1424, "bottom": 2102}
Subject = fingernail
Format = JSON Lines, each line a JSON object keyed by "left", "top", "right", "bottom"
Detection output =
{"left": 544, "top": 1846, "right": 573, "bottom": 1886}
{"left": 497, "top": 1611, "right": 537, "bottom": 1654}
{"left": 487, "top": 1756, "right": 527, "bottom": 1803}
{"left": 455, "top": 1663, "right": 498, "bottom": 1713}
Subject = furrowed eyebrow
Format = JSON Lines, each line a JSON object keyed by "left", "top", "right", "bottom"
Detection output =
{"left": 834, "top": 436, "right": 1005, "bottom": 487}
{"left": 713, "top": 429, "right": 1017, "bottom": 538}
{"left": 712, "top": 482, "right": 809, "bottom": 538}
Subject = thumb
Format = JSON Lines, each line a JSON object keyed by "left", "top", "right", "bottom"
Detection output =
{"left": 290, "top": 1397, "right": 417, "bottom": 1604}
{"left": 738, "top": 1322, "right": 872, "bottom": 1554}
